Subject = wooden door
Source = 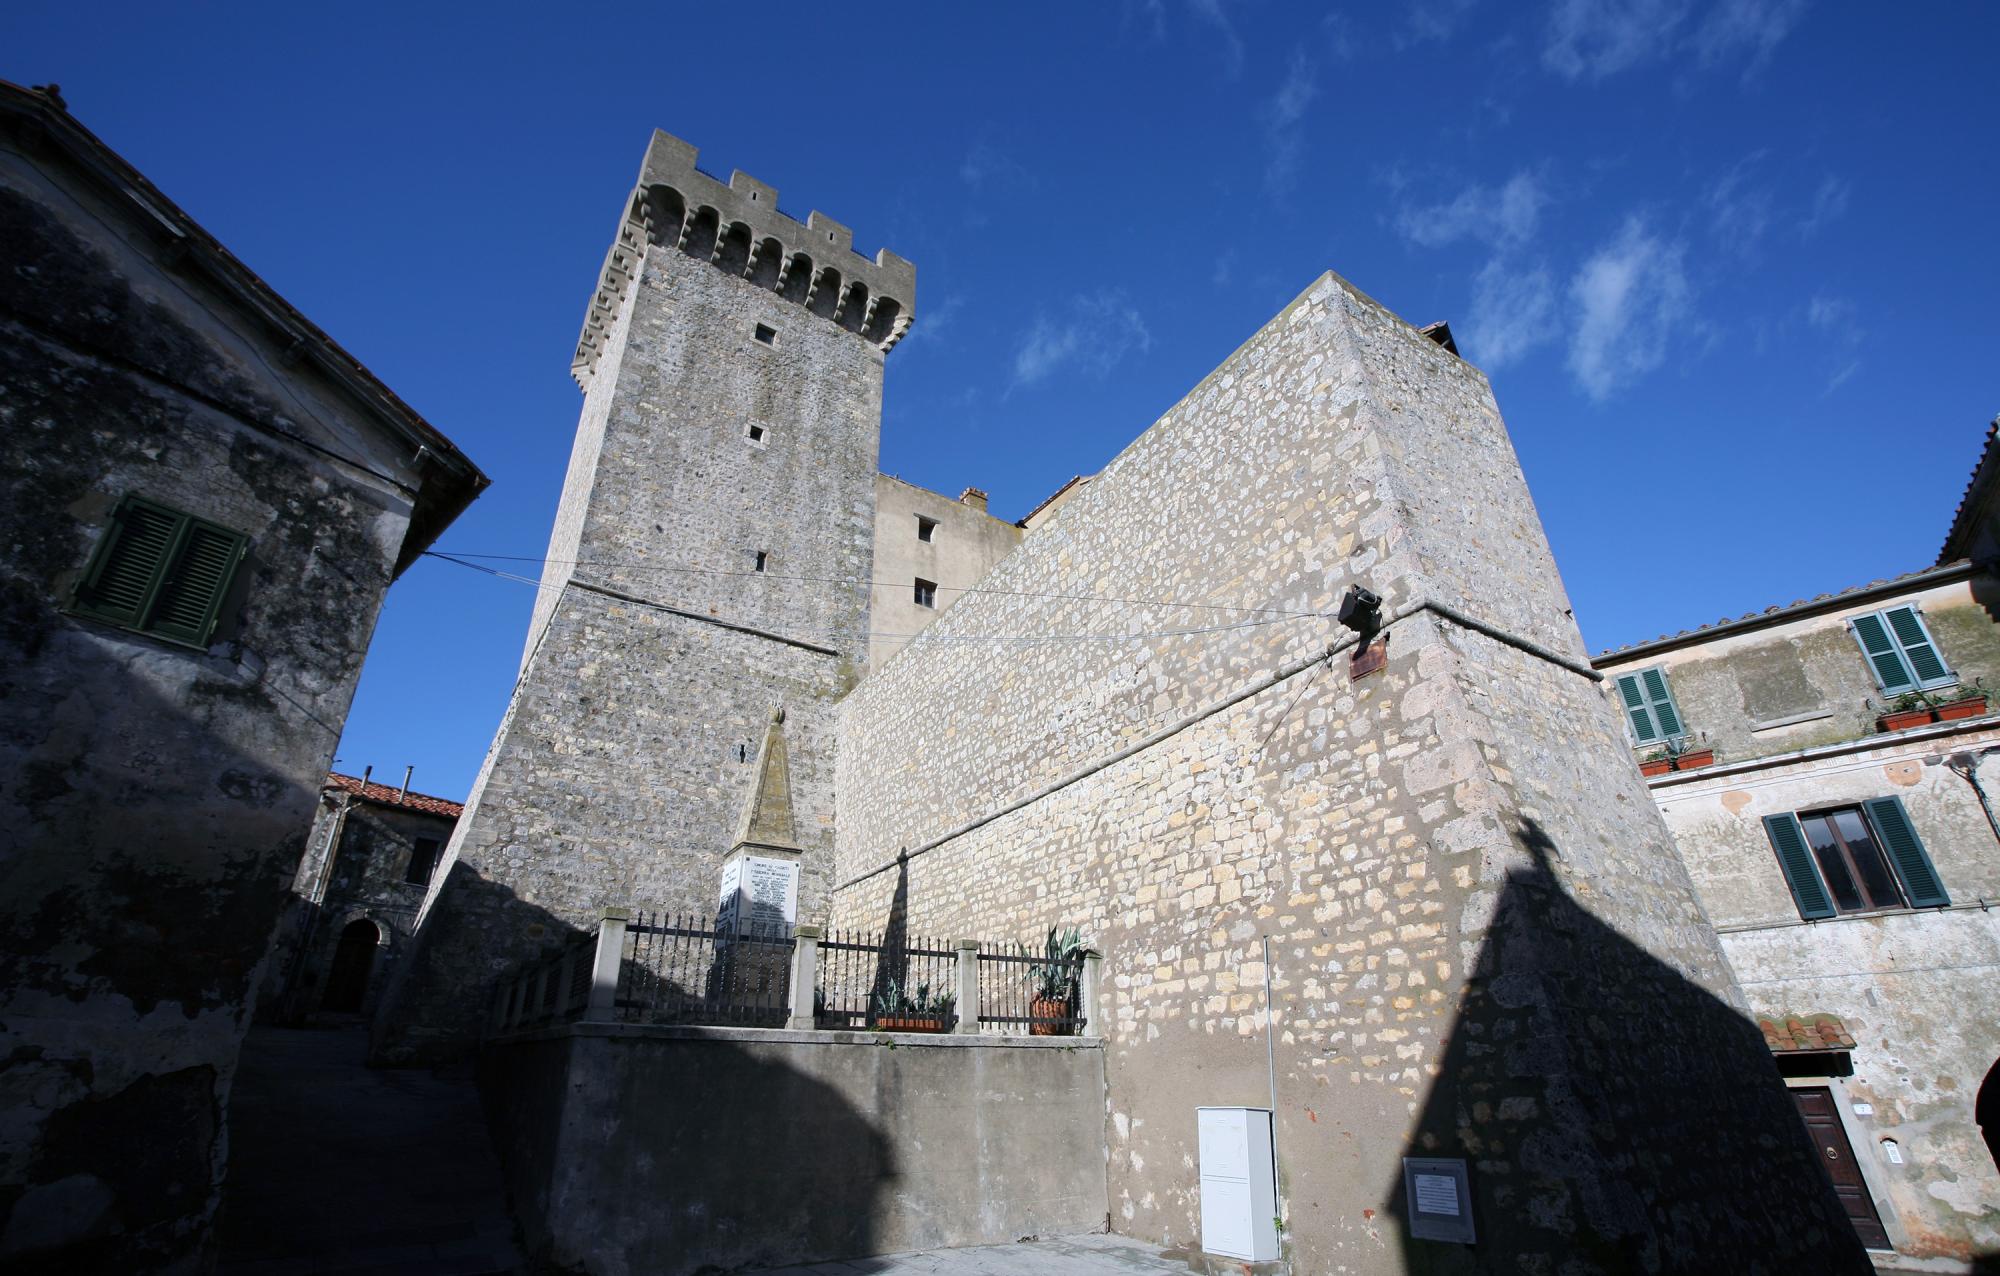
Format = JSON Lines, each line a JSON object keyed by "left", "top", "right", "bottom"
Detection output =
{"left": 1792, "top": 1087, "right": 1891, "bottom": 1250}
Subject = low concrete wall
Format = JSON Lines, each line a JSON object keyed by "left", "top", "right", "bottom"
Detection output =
{"left": 480, "top": 1023, "right": 1108, "bottom": 1275}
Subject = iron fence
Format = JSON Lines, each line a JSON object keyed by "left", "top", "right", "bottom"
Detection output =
{"left": 815, "top": 928, "right": 959, "bottom": 1032}
{"left": 617, "top": 911, "right": 794, "bottom": 1027}
{"left": 977, "top": 942, "right": 1087, "bottom": 1035}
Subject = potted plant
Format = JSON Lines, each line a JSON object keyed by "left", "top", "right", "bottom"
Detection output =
{"left": 870, "top": 979, "right": 955, "bottom": 1033}
{"left": 1026, "top": 925, "right": 1085, "bottom": 1036}
{"left": 1638, "top": 736, "right": 1715, "bottom": 777}
{"left": 1877, "top": 682, "right": 1989, "bottom": 732}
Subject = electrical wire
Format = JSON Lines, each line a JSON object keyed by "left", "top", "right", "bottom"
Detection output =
{"left": 422, "top": 550, "right": 1321, "bottom": 644}
{"left": 422, "top": 549, "right": 1323, "bottom": 619}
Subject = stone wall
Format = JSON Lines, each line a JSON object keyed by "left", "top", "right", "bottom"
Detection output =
{"left": 834, "top": 271, "right": 1867, "bottom": 1272}
{"left": 375, "top": 180, "right": 897, "bottom": 1061}
{"left": 480, "top": 1024, "right": 1108, "bottom": 1275}
{"left": 0, "top": 95, "right": 477, "bottom": 1273}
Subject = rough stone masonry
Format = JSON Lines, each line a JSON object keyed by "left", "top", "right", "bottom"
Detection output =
{"left": 833, "top": 271, "right": 1871, "bottom": 1272}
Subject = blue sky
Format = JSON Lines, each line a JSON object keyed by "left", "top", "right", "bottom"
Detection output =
{"left": 8, "top": 3, "right": 1996, "bottom": 799}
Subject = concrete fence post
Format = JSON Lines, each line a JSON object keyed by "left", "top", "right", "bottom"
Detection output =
{"left": 554, "top": 946, "right": 576, "bottom": 1019}
{"left": 788, "top": 925, "right": 821, "bottom": 1031}
{"left": 584, "top": 908, "right": 631, "bottom": 1023}
{"left": 1080, "top": 949, "right": 1103, "bottom": 1036}
{"left": 955, "top": 939, "right": 981, "bottom": 1034}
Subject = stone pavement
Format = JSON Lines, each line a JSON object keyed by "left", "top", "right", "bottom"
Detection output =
{"left": 750, "top": 1231, "right": 1194, "bottom": 1275}
{"left": 218, "top": 1026, "right": 524, "bottom": 1275}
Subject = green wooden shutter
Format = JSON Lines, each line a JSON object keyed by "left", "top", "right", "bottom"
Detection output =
{"left": 1641, "top": 667, "right": 1684, "bottom": 738}
{"left": 149, "top": 522, "right": 245, "bottom": 646}
{"left": 1851, "top": 613, "right": 1916, "bottom": 695}
{"left": 1883, "top": 606, "right": 1953, "bottom": 688}
{"left": 1763, "top": 813, "right": 1836, "bottom": 919}
{"left": 1616, "top": 674, "right": 1660, "bottom": 743}
{"left": 1862, "top": 796, "right": 1949, "bottom": 908}
{"left": 74, "top": 498, "right": 182, "bottom": 627}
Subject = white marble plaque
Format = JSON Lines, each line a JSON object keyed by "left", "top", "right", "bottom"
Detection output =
{"left": 717, "top": 853, "right": 797, "bottom": 935}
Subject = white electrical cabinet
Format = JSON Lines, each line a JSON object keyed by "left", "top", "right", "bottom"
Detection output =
{"left": 1197, "top": 1106, "right": 1278, "bottom": 1261}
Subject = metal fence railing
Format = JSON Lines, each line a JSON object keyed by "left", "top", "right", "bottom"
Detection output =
{"left": 815, "top": 928, "right": 959, "bottom": 1032}
{"left": 976, "top": 942, "right": 1088, "bottom": 1035}
{"left": 489, "top": 909, "right": 1101, "bottom": 1041}
{"left": 618, "top": 911, "right": 793, "bottom": 1027}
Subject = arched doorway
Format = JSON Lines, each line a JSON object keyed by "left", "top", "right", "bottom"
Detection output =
{"left": 1979, "top": 1058, "right": 2000, "bottom": 1173}
{"left": 321, "top": 919, "right": 381, "bottom": 1013}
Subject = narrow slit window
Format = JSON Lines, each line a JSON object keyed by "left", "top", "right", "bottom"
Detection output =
{"left": 916, "top": 516, "right": 938, "bottom": 543}
{"left": 753, "top": 323, "right": 777, "bottom": 345}
{"left": 747, "top": 423, "right": 767, "bottom": 444}
{"left": 914, "top": 578, "right": 937, "bottom": 608}
{"left": 754, "top": 551, "right": 768, "bottom": 573}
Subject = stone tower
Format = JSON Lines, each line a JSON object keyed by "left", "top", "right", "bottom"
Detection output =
{"left": 374, "top": 131, "right": 914, "bottom": 1060}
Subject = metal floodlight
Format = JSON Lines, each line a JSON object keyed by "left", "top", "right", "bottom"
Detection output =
{"left": 1337, "top": 585, "right": 1382, "bottom": 635}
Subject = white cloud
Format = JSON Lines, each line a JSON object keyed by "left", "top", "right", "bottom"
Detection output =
{"left": 1692, "top": 0, "right": 1808, "bottom": 75}
{"left": 1396, "top": 171, "right": 1550, "bottom": 250}
{"left": 1399, "top": 0, "right": 1480, "bottom": 47}
{"left": 1566, "top": 217, "right": 1692, "bottom": 400}
{"left": 1212, "top": 250, "right": 1235, "bottom": 287}
{"left": 1823, "top": 359, "right": 1860, "bottom": 396}
{"left": 1012, "top": 291, "right": 1153, "bottom": 389}
{"left": 1261, "top": 51, "right": 1320, "bottom": 198}
{"left": 1544, "top": 0, "right": 1691, "bottom": 79}
{"left": 960, "top": 143, "right": 1034, "bottom": 192}
{"left": 1806, "top": 293, "right": 1857, "bottom": 337}
{"left": 1705, "top": 152, "right": 1774, "bottom": 256}
{"left": 1465, "top": 258, "right": 1559, "bottom": 368}
{"left": 899, "top": 295, "right": 964, "bottom": 349}
{"left": 1543, "top": 0, "right": 1807, "bottom": 80}
{"left": 1186, "top": 0, "right": 1245, "bottom": 75}
{"left": 1801, "top": 175, "right": 1851, "bottom": 236}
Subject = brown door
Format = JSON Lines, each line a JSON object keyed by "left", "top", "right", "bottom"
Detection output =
{"left": 1792, "top": 1086, "right": 1891, "bottom": 1250}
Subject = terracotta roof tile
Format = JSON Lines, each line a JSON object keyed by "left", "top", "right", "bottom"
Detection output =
{"left": 1757, "top": 1012, "right": 1856, "bottom": 1054}
{"left": 326, "top": 772, "right": 464, "bottom": 819}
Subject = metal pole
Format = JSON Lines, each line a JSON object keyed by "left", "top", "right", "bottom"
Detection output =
{"left": 1262, "top": 935, "right": 1281, "bottom": 1206}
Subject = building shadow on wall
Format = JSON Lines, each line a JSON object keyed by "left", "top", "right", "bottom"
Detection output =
{"left": 1383, "top": 818, "right": 1873, "bottom": 1276}
{"left": 867, "top": 851, "right": 912, "bottom": 1013}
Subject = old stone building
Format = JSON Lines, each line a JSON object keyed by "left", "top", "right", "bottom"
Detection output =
{"left": 869, "top": 475, "right": 1021, "bottom": 670}
{"left": 258, "top": 770, "right": 465, "bottom": 1024}
{"left": 372, "top": 126, "right": 1882, "bottom": 1274}
{"left": 0, "top": 83, "right": 484, "bottom": 1273}
{"left": 1593, "top": 429, "right": 2000, "bottom": 1270}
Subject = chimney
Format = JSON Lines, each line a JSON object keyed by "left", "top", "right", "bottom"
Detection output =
{"left": 397, "top": 766, "right": 413, "bottom": 804}
{"left": 959, "top": 486, "right": 989, "bottom": 513}
{"left": 361, "top": 765, "right": 373, "bottom": 790}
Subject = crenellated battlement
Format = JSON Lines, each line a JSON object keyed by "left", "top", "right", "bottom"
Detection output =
{"left": 571, "top": 129, "right": 917, "bottom": 389}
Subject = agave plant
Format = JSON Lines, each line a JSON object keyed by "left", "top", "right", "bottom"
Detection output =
{"left": 872, "top": 978, "right": 956, "bottom": 1019}
{"left": 1026, "top": 925, "right": 1085, "bottom": 1002}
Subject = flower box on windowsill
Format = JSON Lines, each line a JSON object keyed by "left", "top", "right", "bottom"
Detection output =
{"left": 1640, "top": 748, "right": 1717, "bottom": 777}
{"left": 1877, "top": 694, "right": 1988, "bottom": 733}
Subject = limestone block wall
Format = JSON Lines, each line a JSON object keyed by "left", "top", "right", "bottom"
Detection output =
{"left": 835, "top": 272, "right": 1866, "bottom": 1273}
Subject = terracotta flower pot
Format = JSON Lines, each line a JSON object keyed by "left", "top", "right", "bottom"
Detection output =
{"left": 875, "top": 1015, "right": 949, "bottom": 1034}
{"left": 1935, "top": 696, "right": 1989, "bottom": 722}
{"left": 1639, "top": 758, "right": 1673, "bottom": 777}
{"left": 1030, "top": 995, "right": 1074, "bottom": 1036}
{"left": 1671, "top": 748, "right": 1716, "bottom": 771}
{"left": 1879, "top": 708, "right": 1934, "bottom": 732}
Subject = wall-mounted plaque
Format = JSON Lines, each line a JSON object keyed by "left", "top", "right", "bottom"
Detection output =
{"left": 1402, "top": 1157, "right": 1475, "bottom": 1244}
{"left": 717, "top": 852, "right": 798, "bottom": 936}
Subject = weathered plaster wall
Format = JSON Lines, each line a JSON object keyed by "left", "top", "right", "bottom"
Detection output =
{"left": 1653, "top": 729, "right": 2000, "bottom": 1267}
{"left": 480, "top": 1024, "right": 1107, "bottom": 1275}
{"left": 868, "top": 474, "right": 1022, "bottom": 672}
{"left": 835, "top": 271, "right": 1865, "bottom": 1273}
{"left": 0, "top": 144, "right": 442, "bottom": 1271}
{"left": 376, "top": 217, "right": 889, "bottom": 1062}
{"left": 1598, "top": 576, "right": 2000, "bottom": 765}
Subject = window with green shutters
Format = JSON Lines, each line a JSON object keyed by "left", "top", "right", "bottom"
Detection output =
{"left": 1762, "top": 797, "right": 1949, "bottom": 919}
{"left": 1613, "top": 666, "right": 1687, "bottom": 746}
{"left": 1850, "top": 605, "right": 1955, "bottom": 696}
{"left": 69, "top": 495, "right": 248, "bottom": 649}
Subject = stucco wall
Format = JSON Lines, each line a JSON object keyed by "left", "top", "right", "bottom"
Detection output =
{"left": 480, "top": 1024, "right": 1108, "bottom": 1275}
{"left": 0, "top": 138, "right": 448, "bottom": 1270}
{"left": 834, "top": 271, "right": 1864, "bottom": 1273}
{"left": 868, "top": 474, "right": 1021, "bottom": 672}
{"left": 1652, "top": 726, "right": 2000, "bottom": 1266}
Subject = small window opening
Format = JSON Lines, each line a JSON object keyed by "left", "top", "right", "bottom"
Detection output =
{"left": 916, "top": 516, "right": 938, "bottom": 543}
{"left": 405, "top": 837, "right": 443, "bottom": 886}
{"left": 737, "top": 743, "right": 748, "bottom": 763}
{"left": 914, "top": 578, "right": 937, "bottom": 608}
{"left": 754, "top": 323, "right": 776, "bottom": 345}
{"left": 747, "top": 423, "right": 766, "bottom": 443}
{"left": 754, "top": 551, "right": 768, "bottom": 573}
